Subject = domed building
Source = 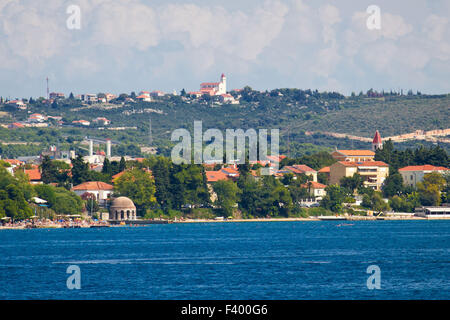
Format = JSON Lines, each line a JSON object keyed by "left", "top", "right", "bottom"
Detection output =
{"left": 109, "top": 197, "right": 136, "bottom": 221}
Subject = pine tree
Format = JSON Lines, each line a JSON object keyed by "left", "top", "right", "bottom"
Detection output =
{"left": 102, "top": 158, "right": 112, "bottom": 175}
{"left": 119, "top": 157, "right": 126, "bottom": 172}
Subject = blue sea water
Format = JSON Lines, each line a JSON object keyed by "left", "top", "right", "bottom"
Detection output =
{"left": 0, "top": 221, "right": 449, "bottom": 300}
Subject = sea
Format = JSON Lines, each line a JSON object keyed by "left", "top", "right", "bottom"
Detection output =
{"left": 0, "top": 220, "right": 449, "bottom": 300}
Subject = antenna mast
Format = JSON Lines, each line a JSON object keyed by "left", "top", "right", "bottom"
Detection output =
{"left": 46, "top": 77, "right": 49, "bottom": 100}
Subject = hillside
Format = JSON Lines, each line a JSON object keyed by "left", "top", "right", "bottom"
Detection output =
{"left": 0, "top": 89, "right": 449, "bottom": 158}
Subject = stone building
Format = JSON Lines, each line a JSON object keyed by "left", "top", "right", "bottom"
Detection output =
{"left": 109, "top": 197, "right": 136, "bottom": 221}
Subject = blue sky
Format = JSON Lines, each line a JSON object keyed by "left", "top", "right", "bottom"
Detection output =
{"left": 0, "top": 0, "right": 449, "bottom": 98}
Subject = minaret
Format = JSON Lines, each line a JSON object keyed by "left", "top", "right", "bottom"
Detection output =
{"left": 106, "top": 139, "right": 112, "bottom": 159}
{"left": 372, "top": 130, "right": 383, "bottom": 151}
{"left": 89, "top": 139, "right": 94, "bottom": 157}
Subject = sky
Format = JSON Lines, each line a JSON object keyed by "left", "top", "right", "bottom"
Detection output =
{"left": 0, "top": 0, "right": 450, "bottom": 98}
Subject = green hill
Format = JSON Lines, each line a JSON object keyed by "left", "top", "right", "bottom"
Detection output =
{"left": 1, "top": 89, "right": 449, "bottom": 158}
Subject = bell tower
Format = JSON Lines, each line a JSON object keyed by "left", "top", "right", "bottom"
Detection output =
{"left": 372, "top": 130, "right": 383, "bottom": 151}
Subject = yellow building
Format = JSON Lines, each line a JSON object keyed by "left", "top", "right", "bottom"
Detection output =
{"left": 329, "top": 161, "right": 389, "bottom": 190}
{"left": 331, "top": 150, "right": 375, "bottom": 162}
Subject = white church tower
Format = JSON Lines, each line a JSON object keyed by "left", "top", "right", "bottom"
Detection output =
{"left": 217, "top": 73, "right": 227, "bottom": 95}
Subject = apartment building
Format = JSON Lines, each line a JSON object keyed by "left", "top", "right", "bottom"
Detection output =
{"left": 329, "top": 161, "right": 389, "bottom": 190}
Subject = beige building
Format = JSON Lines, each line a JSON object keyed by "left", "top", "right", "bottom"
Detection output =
{"left": 329, "top": 161, "right": 389, "bottom": 190}
{"left": 399, "top": 165, "right": 449, "bottom": 188}
{"left": 331, "top": 150, "right": 375, "bottom": 162}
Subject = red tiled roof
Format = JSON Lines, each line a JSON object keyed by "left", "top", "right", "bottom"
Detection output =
{"left": 335, "top": 150, "right": 375, "bottom": 156}
{"left": 24, "top": 169, "right": 41, "bottom": 181}
{"left": 206, "top": 171, "right": 230, "bottom": 182}
{"left": 112, "top": 171, "right": 126, "bottom": 181}
{"left": 266, "top": 155, "right": 287, "bottom": 162}
{"left": 221, "top": 167, "right": 239, "bottom": 175}
{"left": 72, "top": 181, "right": 113, "bottom": 191}
{"left": 301, "top": 181, "right": 327, "bottom": 189}
{"left": 338, "top": 161, "right": 388, "bottom": 167}
{"left": 399, "top": 165, "right": 449, "bottom": 172}
{"left": 284, "top": 164, "right": 316, "bottom": 174}
{"left": 318, "top": 166, "right": 330, "bottom": 173}
{"left": 3, "top": 159, "right": 24, "bottom": 166}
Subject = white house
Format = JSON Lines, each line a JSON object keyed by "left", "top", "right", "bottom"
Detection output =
{"left": 72, "top": 181, "right": 114, "bottom": 206}
{"left": 399, "top": 165, "right": 449, "bottom": 188}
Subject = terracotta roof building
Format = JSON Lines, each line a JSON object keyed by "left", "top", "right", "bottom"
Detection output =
{"left": 72, "top": 181, "right": 113, "bottom": 206}
{"left": 331, "top": 149, "right": 376, "bottom": 162}
{"left": 329, "top": 161, "right": 389, "bottom": 191}
{"left": 399, "top": 165, "right": 449, "bottom": 187}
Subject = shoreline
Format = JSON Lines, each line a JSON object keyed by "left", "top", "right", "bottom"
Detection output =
{"left": 1, "top": 216, "right": 444, "bottom": 230}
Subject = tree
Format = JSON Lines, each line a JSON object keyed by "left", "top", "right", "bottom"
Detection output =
{"left": 71, "top": 155, "right": 90, "bottom": 185}
{"left": 114, "top": 169, "right": 156, "bottom": 215}
{"left": 213, "top": 180, "right": 240, "bottom": 216}
{"left": 362, "top": 192, "right": 390, "bottom": 214}
{"left": 153, "top": 157, "right": 172, "bottom": 211}
{"left": 81, "top": 192, "right": 99, "bottom": 215}
{"left": 102, "top": 158, "right": 112, "bottom": 175}
{"left": 119, "top": 157, "right": 127, "bottom": 172}
{"left": 320, "top": 185, "right": 346, "bottom": 213}
{"left": 41, "top": 155, "right": 59, "bottom": 184}
{"left": 340, "top": 173, "right": 363, "bottom": 194}
{"left": 417, "top": 172, "right": 446, "bottom": 206}
{"left": 382, "top": 173, "right": 404, "bottom": 198}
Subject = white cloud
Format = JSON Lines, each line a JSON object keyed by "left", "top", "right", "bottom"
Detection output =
{"left": 0, "top": 0, "right": 69, "bottom": 64}
{"left": 423, "top": 14, "right": 448, "bottom": 42}
{"left": 90, "top": 0, "right": 160, "bottom": 50}
{"left": 160, "top": 1, "right": 288, "bottom": 61}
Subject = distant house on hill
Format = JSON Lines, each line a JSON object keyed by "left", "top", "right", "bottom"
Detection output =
{"left": 6, "top": 100, "right": 27, "bottom": 109}
{"left": 93, "top": 117, "right": 111, "bottom": 126}
{"left": 49, "top": 92, "right": 65, "bottom": 100}
{"left": 136, "top": 94, "right": 152, "bottom": 102}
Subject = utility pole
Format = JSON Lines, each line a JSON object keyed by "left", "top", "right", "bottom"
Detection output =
{"left": 149, "top": 117, "right": 153, "bottom": 146}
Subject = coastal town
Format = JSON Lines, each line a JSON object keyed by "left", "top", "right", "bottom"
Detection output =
{"left": 0, "top": 123, "right": 449, "bottom": 230}
{"left": 1, "top": 75, "right": 449, "bottom": 229}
